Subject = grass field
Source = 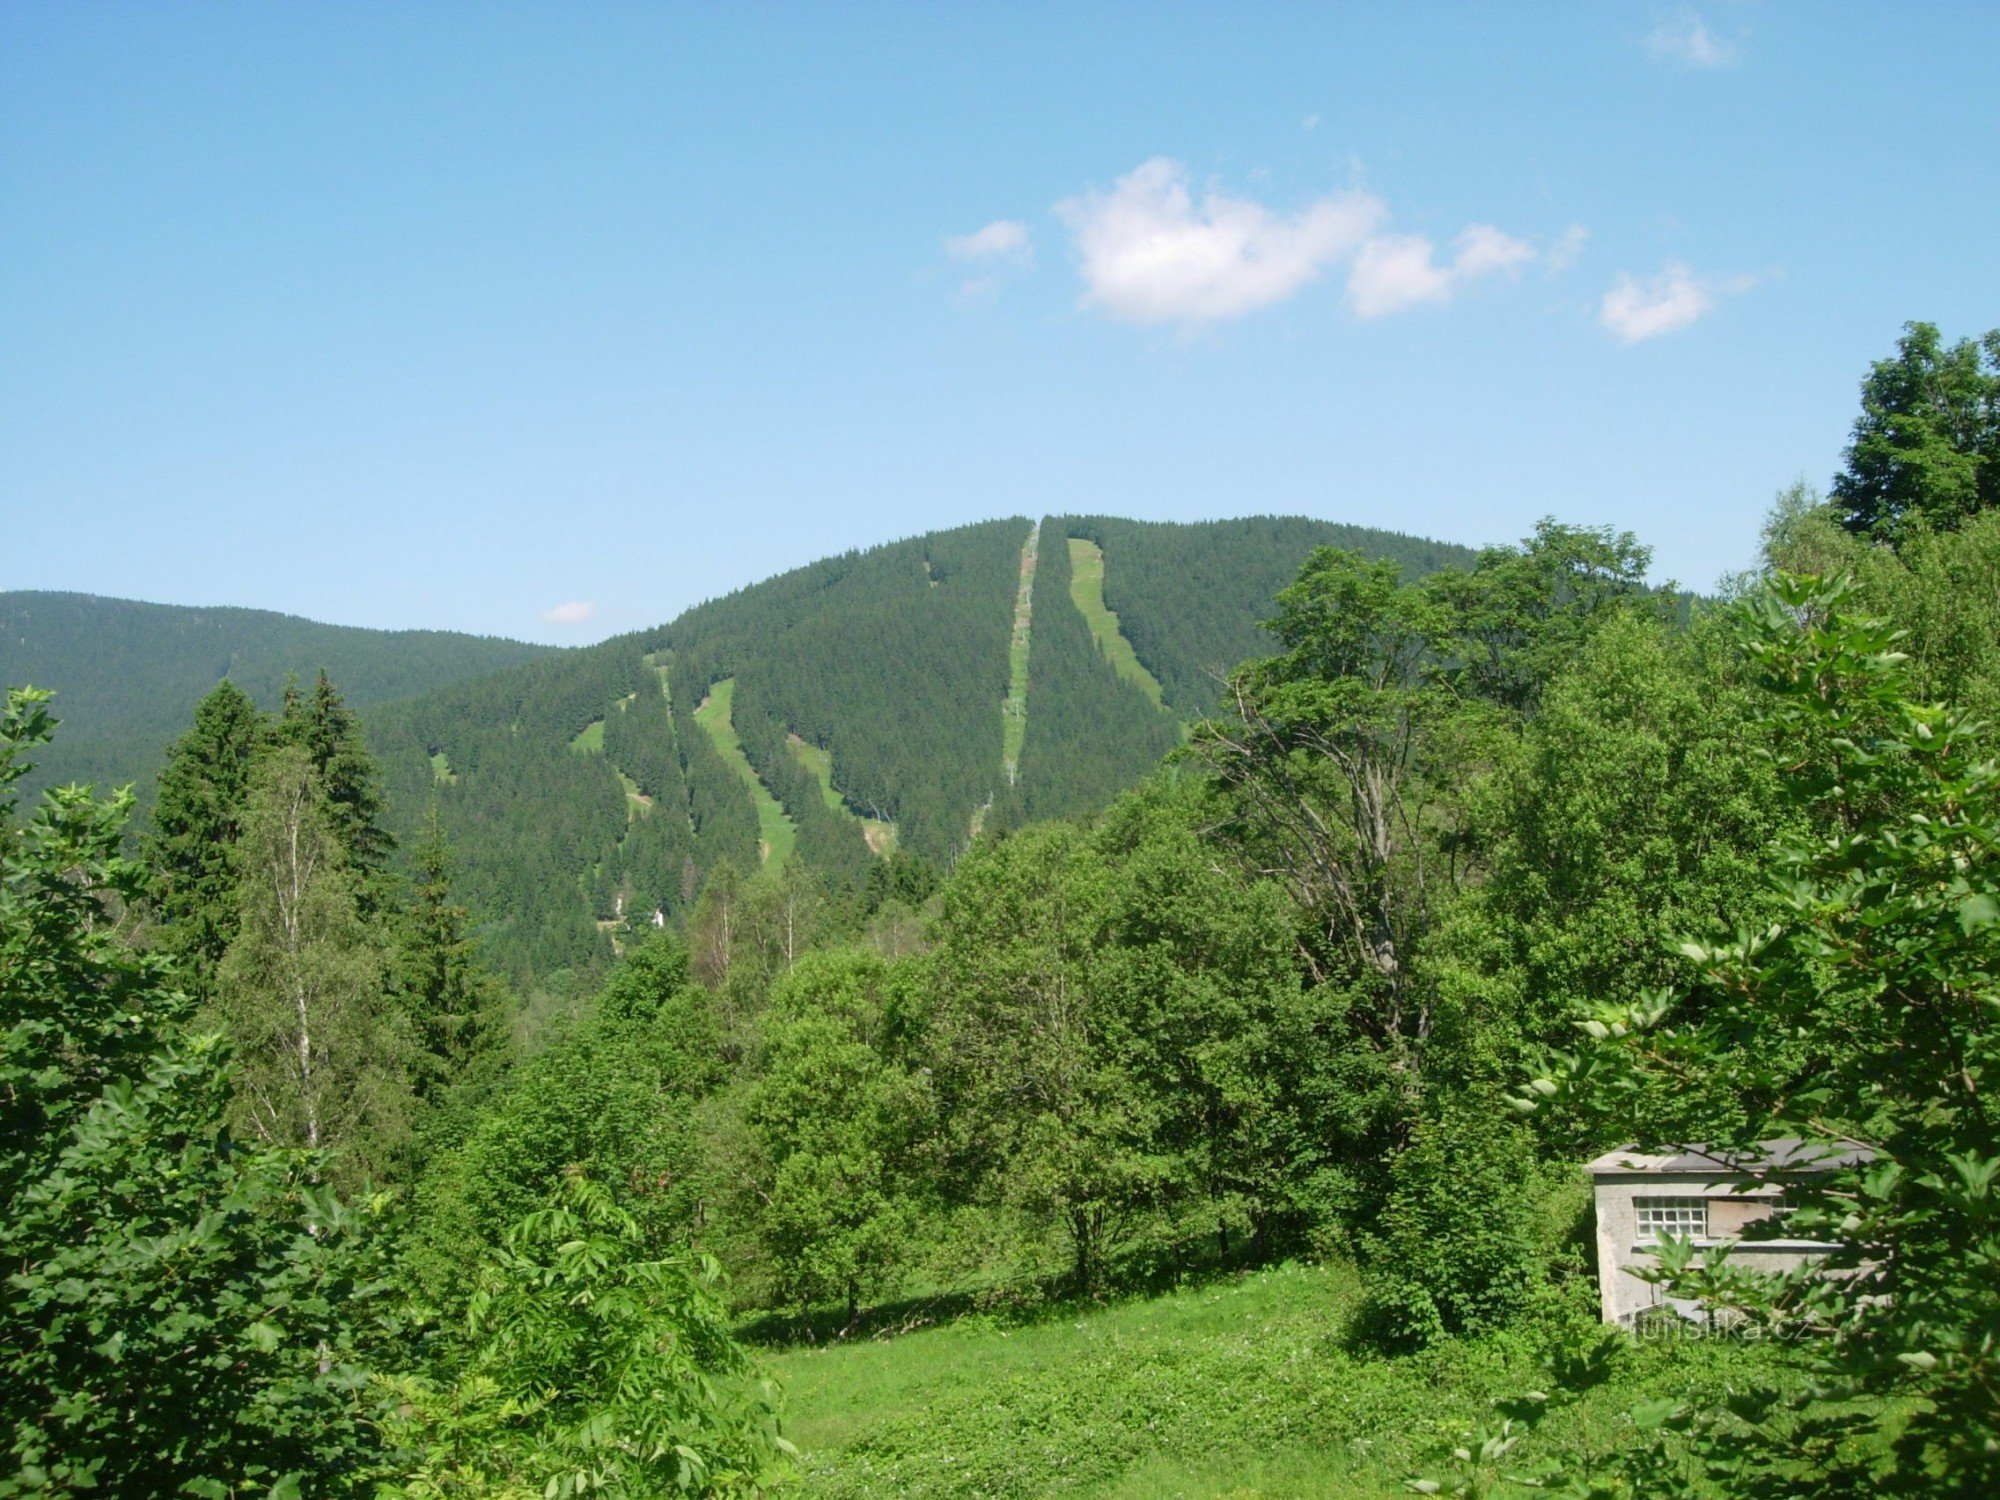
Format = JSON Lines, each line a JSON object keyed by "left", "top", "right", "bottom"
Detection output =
{"left": 694, "top": 677, "right": 797, "bottom": 867}
{"left": 568, "top": 718, "right": 605, "bottom": 754}
{"left": 1066, "top": 537, "right": 1165, "bottom": 708}
{"left": 788, "top": 733, "right": 897, "bottom": 854}
{"left": 766, "top": 1260, "right": 1771, "bottom": 1498}
{"left": 1002, "top": 520, "right": 1039, "bottom": 786}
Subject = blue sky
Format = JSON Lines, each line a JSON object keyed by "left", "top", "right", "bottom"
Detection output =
{"left": 4, "top": 3, "right": 1996, "bottom": 644}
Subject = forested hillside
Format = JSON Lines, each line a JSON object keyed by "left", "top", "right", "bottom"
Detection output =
{"left": 367, "top": 515, "right": 1470, "bottom": 988}
{"left": 1061, "top": 515, "right": 1475, "bottom": 715}
{"left": 0, "top": 591, "right": 553, "bottom": 805}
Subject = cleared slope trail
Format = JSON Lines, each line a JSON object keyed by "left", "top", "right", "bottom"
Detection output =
{"left": 1001, "top": 519, "right": 1039, "bottom": 786}
{"left": 694, "top": 678, "right": 797, "bottom": 868}
{"left": 787, "top": 732, "right": 897, "bottom": 856}
{"left": 1065, "top": 536, "right": 1165, "bottom": 707}
{"left": 974, "top": 518, "right": 1040, "bottom": 840}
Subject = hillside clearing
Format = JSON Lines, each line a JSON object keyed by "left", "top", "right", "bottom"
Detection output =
{"left": 788, "top": 732, "right": 897, "bottom": 855}
{"left": 569, "top": 718, "right": 604, "bottom": 753}
{"left": 614, "top": 767, "right": 652, "bottom": 819}
{"left": 1002, "top": 519, "right": 1039, "bottom": 787}
{"left": 694, "top": 677, "right": 797, "bottom": 867}
{"left": 1066, "top": 537, "right": 1164, "bottom": 707}
{"left": 768, "top": 1261, "right": 1762, "bottom": 1498}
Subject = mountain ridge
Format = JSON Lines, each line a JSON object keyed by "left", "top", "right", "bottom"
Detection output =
{"left": 0, "top": 589, "right": 557, "bottom": 807}
{"left": 3, "top": 516, "right": 1480, "bottom": 991}
{"left": 365, "top": 514, "right": 1477, "bottom": 987}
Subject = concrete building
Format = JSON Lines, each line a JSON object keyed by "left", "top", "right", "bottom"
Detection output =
{"left": 1586, "top": 1139, "right": 1870, "bottom": 1325}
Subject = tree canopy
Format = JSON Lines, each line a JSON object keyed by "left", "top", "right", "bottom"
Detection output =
{"left": 1832, "top": 320, "right": 2000, "bottom": 542}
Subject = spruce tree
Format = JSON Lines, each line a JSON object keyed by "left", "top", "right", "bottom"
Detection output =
{"left": 274, "top": 669, "right": 394, "bottom": 881}
{"left": 145, "top": 678, "right": 263, "bottom": 1005}
{"left": 398, "top": 803, "right": 508, "bottom": 1099}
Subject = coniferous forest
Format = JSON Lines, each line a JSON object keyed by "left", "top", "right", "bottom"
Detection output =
{"left": 5, "top": 322, "right": 2000, "bottom": 1495}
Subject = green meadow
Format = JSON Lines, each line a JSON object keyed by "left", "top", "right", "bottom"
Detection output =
{"left": 768, "top": 1260, "right": 1769, "bottom": 1498}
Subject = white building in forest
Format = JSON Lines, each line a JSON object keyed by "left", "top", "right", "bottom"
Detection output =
{"left": 1586, "top": 1139, "right": 1871, "bottom": 1325}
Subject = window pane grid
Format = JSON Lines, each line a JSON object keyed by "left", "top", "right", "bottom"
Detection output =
{"left": 1635, "top": 1197, "right": 1708, "bottom": 1239}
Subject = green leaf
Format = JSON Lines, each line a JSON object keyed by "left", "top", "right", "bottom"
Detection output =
{"left": 1630, "top": 1398, "right": 1679, "bottom": 1430}
{"left": 246, "top": 1320, "right": 284, "bottom": 1354}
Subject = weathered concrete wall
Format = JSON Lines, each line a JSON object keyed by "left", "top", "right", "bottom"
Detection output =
{"left": 1591, "top": 1173, "right": 1789, "bottom": 1324}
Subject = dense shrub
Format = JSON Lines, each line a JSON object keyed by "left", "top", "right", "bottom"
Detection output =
{"left": 382, "top": 1173, "right": 790, "bottom": 1497}
{"left": 1360, "top": 1105, "right": 1570, "bottom": 1348}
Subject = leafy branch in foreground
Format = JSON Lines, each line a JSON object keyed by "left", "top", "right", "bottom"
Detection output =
{"left": 382, "top": 1171, "right": 792, "bottom": 1498}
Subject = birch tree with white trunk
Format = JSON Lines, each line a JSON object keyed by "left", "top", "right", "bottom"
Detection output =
{"left": 212, "top": 745, "right": 411, "bottom": 1185}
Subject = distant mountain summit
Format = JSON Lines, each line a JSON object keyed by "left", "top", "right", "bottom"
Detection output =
{"left": 363, "top": 515, "right": 1475, "bottom": 985}
{"left": 3, "top": 518, "right": 1474, "bottom": 988}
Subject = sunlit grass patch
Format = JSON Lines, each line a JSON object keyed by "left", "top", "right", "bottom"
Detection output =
{"left": 694, "top": 677, "right": 796, "bottom": 867}
{"left": 768, "top": 1260, "right": 1784, "bottom": 1499}
{"left": 1067, "top": 536, "right": 1165, "bottom": 708}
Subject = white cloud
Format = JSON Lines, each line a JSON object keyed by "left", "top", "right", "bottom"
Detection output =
{"left": 1055, "top": 157, "right": 1385, "bottom": 325}
{"left": 1346, "top": 234, "right": 1452, "bottom": 317}
{"left": 943, "top": 218, "right": 1034, "bottom": 301}
{"left": 945, "top": 219, "right": 1033, "bottom": 263}
{"left": 1647, "top": 9, "right": 1740, "bottom": 68}
{"left": 1346, "top": 223, "right": 1535, "bottom": 318}
{"left": 540, "top": 600, "right": 595, "bottom": 625}
{"left": 1545, "top": 223, "right": 1590, "bottom": 274}
{"left": 1598, "top": 262, "right": 1754, "bottom": 342}
{"left": 1453, "top": 223, "right": 1537, "bottom": 279}
{"left": 1301, "top": 113, "right": 1321, "bottom": 131}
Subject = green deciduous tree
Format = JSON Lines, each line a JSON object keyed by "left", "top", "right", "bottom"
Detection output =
{"left": 921, "top": 803, "right": 1309, "bottom": 1288}
{"left": 1, "top": 687, "right": 384, "bottom": 1497}
{"left": 1187, "top": 528, "right": 1666, "bottom": 1192}
{"left": 1083, "top": 779, "right": 1309, "bottom": 1256}
{"left": 1359, "top": 1104, "right": 1563, "bottom": 1348}
{"left": 1832, "top": 320, "right": 2000, "bottom": 542}
{"left": 1766, "top": 486, "right": 2000, "bottom": 723}
{"left": 1430, "top": 520, "right": 1656, "bottom": 716}
{"left": 384, "top": 1172, "right": 790, "bottom": 1499}
{"left": 212, "top": 744, "right": 412, "bottom": 1186}
{"left": 1451, "top": 612, "right": 1789, "bottom": 1091}
{"left": 923, "top": 823, "right": 1153, "bottom": 1290}
{"left": 746, "top": 949, "right": 926, "bottom": 1329}
{"left": 402, "top": 933, "right": 722, "bottom": 1316}
{"left": 1190, "top": 546, "right": 1450, "bottom": 1056}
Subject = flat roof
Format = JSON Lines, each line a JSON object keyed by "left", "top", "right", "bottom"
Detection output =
{"left": 1586, "top": 1138, "right": 1874, "bottom": 1176}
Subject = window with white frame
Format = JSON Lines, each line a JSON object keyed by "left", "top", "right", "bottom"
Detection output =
{"left": 1634, "top": 1196, "right": 1709, "bottom": 1240}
